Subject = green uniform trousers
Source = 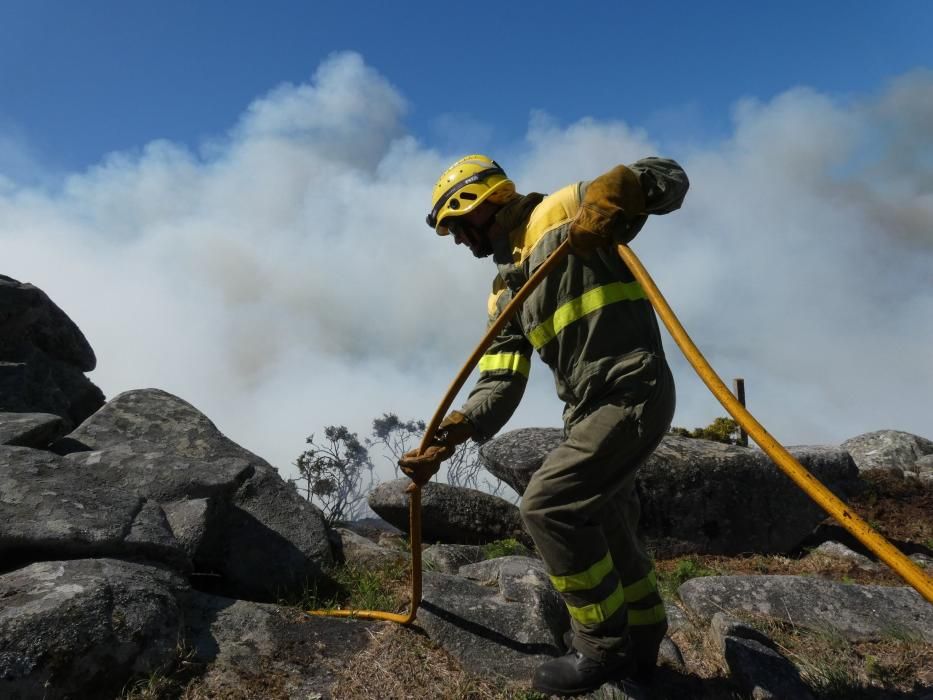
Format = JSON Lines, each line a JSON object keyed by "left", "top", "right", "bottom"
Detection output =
{"left": 520, "top": 359, "right": 675, "bottom": 665}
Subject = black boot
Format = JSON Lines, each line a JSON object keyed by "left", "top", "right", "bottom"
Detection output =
{"left": 563, "top": 629, "right": 659, "bottom": 683}
{"left": 532, "top": 650, "right": 636, "bottom": 696}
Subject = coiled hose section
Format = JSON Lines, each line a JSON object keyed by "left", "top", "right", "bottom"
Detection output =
{"left": 308, "top": 239, "right": 932, "bottom": 622}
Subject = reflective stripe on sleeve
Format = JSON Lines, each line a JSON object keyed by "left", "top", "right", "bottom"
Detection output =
{"left": 565, "top": 583, "right": 626, "bottom": 626}
{"left": 478, "top": 352, "right": 531, "bottom": 378}
{"left": 528, "top": 281, "right": 647, "bottom": 349}
{"left": 549, "top": 552, "right": 614, "bottom": 593}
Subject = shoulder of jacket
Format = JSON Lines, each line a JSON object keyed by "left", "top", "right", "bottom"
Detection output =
{"left": 511, "top": 182, "right": 582, "bottom": 262}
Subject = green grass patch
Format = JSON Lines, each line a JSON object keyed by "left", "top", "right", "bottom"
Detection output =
{"left": 293, "top": 559, "right": 410, "bottom": 614}
{"left": 482, "top": 538, "right": 529, "bottom": 560}
{"left": 657, "top": 557, "right": 718, "bottom": 600}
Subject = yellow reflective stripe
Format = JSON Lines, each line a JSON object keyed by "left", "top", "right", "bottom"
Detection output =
{"left": 528, "top": 281, "right": 647, "bottom": 349}
{"left": 549, "top": 552, "right": 614, "bottom": 593}
{"left": 565, "top": 583, "right": 626, "bottom": 626}
{"left": 478, "top": 352, "right": 530, "bottom": 378}
{"left": 628, "top": 603, "right": 667, "bottom": 627}
{"left": 623, "top": 570, "right": 658, "bottom": 603}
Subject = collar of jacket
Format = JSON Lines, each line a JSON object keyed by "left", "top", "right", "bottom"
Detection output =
{"left": 489, "top": 192, "right": 545, "bottom": 291}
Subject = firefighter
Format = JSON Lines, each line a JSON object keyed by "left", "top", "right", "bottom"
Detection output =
{"left": 400, "top": 154, "right": 689, "bottom": 696}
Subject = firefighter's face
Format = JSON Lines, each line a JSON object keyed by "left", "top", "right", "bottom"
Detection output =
{"left": 445, "top": 203, "right": 498, "bottom": 258}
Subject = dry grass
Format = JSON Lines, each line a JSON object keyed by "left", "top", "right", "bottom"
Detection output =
{"left": 649, "top": 476, "right": 933, "bottom": 699}
{"left": 120, "top": 639, "right": 205, "bottom": 700}
{"left": 728, "top": 612, "right": 933, "bottom": 699}
{"left": 850, "top": 470, "right": 933, "bottom": 547}
{"left": 122, "top": 479, "right": 933, "bottom": 699}
{"left": 330, "top": 624, "right": 546, "bottom": 700}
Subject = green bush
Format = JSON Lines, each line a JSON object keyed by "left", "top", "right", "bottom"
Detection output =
{"left": 670, "top": 416, "right": 741, "bottom": 444}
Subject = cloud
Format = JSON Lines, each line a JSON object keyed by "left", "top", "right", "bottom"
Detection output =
{"left": 2, "top": 53, "right": 931, "bottom": 488}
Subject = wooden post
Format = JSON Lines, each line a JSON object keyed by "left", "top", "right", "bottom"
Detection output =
{"left": 733, "top": 378, "right": 748, "bottom": 446}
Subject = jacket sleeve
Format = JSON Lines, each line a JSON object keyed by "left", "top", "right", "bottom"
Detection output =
{"left": 459, "top": 282, "right": 533, "bottom": 441}
{"left": 577, "top": 157, "right": 689, "bottom": 245}
{"left": 628, "top": 157, "right": 689, "bottom": 215}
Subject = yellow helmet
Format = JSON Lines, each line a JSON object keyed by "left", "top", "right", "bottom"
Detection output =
{"left": 426, "top": 154, "right": 515, "bottom": 235}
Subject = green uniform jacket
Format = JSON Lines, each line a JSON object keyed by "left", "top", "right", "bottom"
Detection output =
{"left": 459, "top": 158, "right": 689, "bottom": 437}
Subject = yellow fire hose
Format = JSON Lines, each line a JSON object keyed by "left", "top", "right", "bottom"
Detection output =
{"left": 306, "top": 239, "right": 576, "bottom": 622}
{"left": 615, "top": 242, "right": 933, "bottom": 605}
{"left": 308, "top": 238, "right": 932, "bottom": 623}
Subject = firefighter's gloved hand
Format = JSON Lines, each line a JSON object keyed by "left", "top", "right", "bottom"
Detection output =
{"left": 399, "top": 444, "right": 453, "bottom": 486}
{"left": 398, "top": 411, "right": 475, "bottom": 486}
{"left": 568, "top": 164, "right": 647, "bottom": 256}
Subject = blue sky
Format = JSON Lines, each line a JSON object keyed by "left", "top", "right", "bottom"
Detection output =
{"left": 2, "top": 2, "right": 931, "bottom": 482}
{"left": 2, "top": 2, "right": 930, "bottom": 174}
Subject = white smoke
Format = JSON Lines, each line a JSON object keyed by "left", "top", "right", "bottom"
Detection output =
{"left": 2, "top": 53, "right": 931, "bottom": 483}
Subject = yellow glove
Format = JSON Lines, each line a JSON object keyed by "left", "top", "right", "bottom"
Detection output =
{"left": 568, "top": 165, "right": 646, "bottom": 256}
{"left": 398, "top": 411, "right": 475, "bottom": 486}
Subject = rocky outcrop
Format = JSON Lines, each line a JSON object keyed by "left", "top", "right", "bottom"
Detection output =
{"left": 0, "top": 412, "right": 65, "bottom": 447}
{"left": 418, "top": 556, "right": 567, "bottom": 682}
{"left": 331, "top": 527, "right": 409, "bottom": 569}
{"left": 710, "top": 613, "right": 814, "bottom": 700}
{"left": 0, "top": 559, "right": 188, "bottom": 700}
{"left": 422, "top": 543, "right": 486, "bottom": 574}
{"left": 368, "top": 478, "right": 526, "bottom": 545}
{"left": 638, "top": 440, "right": 859, "bottom": 555}
{"left": 0, "top": 387, "right": 338, "bottom": 695}
{"left": 479, "top": 427, "right": 563, "bottom": 492}
{"left": 808, "top": 541, "right": 880, "bottom": 571}
{"left": 678, "top": 575, "right": 933, "bottom": 642}
{"left": 52, "top": 389, "right": 334, "bottom": 601}
{"left": 482, "top": 431, "right": 860, "bottom": 555}
{"left": 0, "top": 446, "right": 188, "bottom": 572}
{"left": 842, "top": 430, "right": 933, "bottom": 479}
{"left": 185, "top": 592, "right": 378, "bottom": 699}
{"left": 3, "top": 276, "right": 929, "bottom": 698}
{"left": 0, "top": 275, "right": 104, "bottom": 429}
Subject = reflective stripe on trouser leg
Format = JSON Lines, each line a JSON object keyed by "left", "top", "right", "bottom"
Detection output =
{"left": 522, "top": 404, "right": 654, "bottom": 662}
{"left": 596, "top": 474, "right": 668, "bottom": 664}
{"left": 521, "top": 363, "right": 676, "bottom": 663}
{"left": 549, "top": 551, "right": 627, "bottom": 628}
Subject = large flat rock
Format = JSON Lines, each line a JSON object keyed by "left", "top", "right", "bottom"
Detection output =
{"left": 368, "top": 479, "right": 526, "bottom": 545}
{"left": 53, "top": 389, "right": 334, "bottom": 600}
{"left": 185, "top": 592, "right": 379, "bottom": 699}
{"left": 0, "top": 412, "right": 65, "bottom": 447}
{"left": 0, "top": 558, "right": 188, "bottom": 700}
{"left": 678, "top": 575, "right": 933, "bottom": 643}
{"left": 56, "top": 387, "right": 266, "bottom": 461}
{"left": 482, "top": 431, "right": 860, "bottom": 555}
{"left": 62, "top": 441, "right": 253, "bottom": 502}
{"left": 418, "top": 556, "right": 566, "bottom": 682}
{"left": 842, "top": 430, "right": 933, "bottom": 476}
{"left": 0, "top": 446, "right": 187, "bottom": 572}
